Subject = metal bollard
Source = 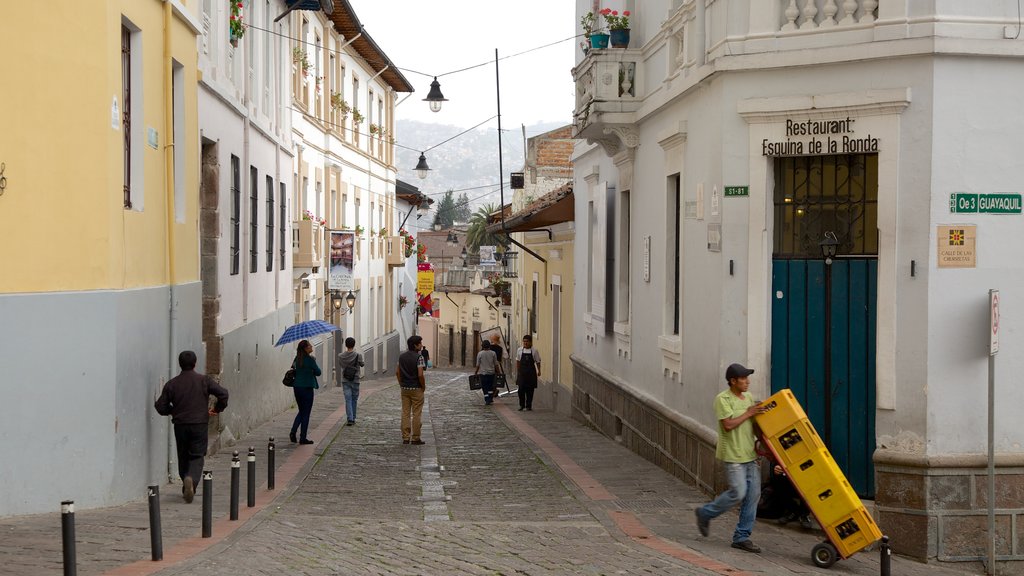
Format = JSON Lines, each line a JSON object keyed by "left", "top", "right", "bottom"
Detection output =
{"left": 247, "top": 446, "right": 256, "bottom": 507}
{"left": 879, "top": 535, "right": 891, "bottom": 576}
{"left": 61, "top": 500, "right": 77, "bottom": 576}
{"left": 147, "top": 485, "right": 163, "bottom": 561}
{"left": 201, "top": 471, "right": 213, "bottom": 538}
{"left": 230, "top": 451, "right": 240, "bottom": 521}
{"left": 267, "top": 437, "right": 276, "bottom": 491}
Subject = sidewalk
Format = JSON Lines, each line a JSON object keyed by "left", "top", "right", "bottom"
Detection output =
{"left": 0, "top": 369, "right": 989, "bottom": 575}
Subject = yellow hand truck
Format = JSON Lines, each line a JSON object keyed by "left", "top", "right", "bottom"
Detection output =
{"left": 754, "top": 389, "right": 884, "bottom": 568}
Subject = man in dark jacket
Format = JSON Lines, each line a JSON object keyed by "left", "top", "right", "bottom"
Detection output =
{"left": 155, "top": 350, "right": 229, "bottom": 502}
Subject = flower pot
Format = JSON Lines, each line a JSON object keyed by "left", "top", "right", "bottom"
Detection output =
{"left": 590, "top": 33, "right": 609, "bottom": 49}
{"left": 610, "top": 28, "right": 630, "bottom": 48}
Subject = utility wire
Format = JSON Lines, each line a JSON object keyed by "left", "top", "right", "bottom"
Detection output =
{"left": 244, "top": 23, "right": 579, "bottom": 81}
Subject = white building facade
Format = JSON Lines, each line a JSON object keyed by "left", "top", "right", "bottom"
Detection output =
{"left": 197, "top": 0, "right": 301, "bottom": 445}
{"left": 289, "top": 6, "right": 413, "bottom": 379}
{"left": 572, "top": 0, "right": 1024, "bottom": 562}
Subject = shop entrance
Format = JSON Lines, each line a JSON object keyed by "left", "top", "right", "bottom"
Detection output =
{"left": 770, "top": 154, "right": 878, "bottom": 497}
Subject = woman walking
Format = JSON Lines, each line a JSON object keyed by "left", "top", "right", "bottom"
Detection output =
{"left": 515, "top": 335, "right": 541, "bottom": 411}
{"left": 290, "top": 339, "right": 321, "bottom": 445}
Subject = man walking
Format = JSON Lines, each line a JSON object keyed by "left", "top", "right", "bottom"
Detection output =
{"left": 695, "top": 363, "right": 765, "bottom": 552}
{"left": 154, "top": 350, "right": 229, "bottom": 503}
{"left": 338, "top": 337, "right": 364, "bottom": 425}
{"left": 396, "top": 335, "right": 426, "bottom": 445}
{"left": 474, "top": 340, "right": 501, "bottom": 405}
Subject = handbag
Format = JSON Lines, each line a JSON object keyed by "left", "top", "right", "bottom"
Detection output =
{"left": 282, "top": 365, "right": 296, "bottom": 387}
{"left": 468, "top": 374, "right": 482, "bottom": 390}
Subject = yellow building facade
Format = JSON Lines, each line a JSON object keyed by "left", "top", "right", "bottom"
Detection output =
{"left": 0, "top": 1, "right": 202, "bottom": 516}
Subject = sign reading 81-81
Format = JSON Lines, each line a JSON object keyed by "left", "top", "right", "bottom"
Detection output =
{"left": 950, "top": 193, "right": 1022, "bottom": 214}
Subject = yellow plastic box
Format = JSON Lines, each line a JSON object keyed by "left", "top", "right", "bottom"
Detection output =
{"left": 821, "top": 506, "right": 883, "bottom": 559}
{"left": 755, "top": 390, "right": 882, "bottom": 560}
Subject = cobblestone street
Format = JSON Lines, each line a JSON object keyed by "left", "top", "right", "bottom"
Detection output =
{"left": 0, "top": 370, "right": 986, "bottom": 575}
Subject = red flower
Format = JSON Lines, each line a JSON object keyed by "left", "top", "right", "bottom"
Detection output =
{"left": 612, "top": 10, "right": 618, "bottom": 15}
{"left": 624, "top": 10, "right": 630, "bottom": 16}
{"left": 237, "top": 2, "right": 243, "bottom": 7}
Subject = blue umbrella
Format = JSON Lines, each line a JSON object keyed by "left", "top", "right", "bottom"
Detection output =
{"left": 275, "top": 320, "right": 340, "bottom": 346}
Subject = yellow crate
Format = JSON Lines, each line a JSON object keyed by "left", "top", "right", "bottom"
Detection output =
{"left": 822, "top": 505, "right": 883, "bottom": 559}
{"left": 804, "top": 477, "right": 862, "bottom": 526}
{"left": 762, "top": 418, "right": 827, "bottom": 468}
{"left": 785, "top": 448, "right": 845, "bottom": 495}
{"left": 754, "top": 389, "right": 808, "bottom": 437}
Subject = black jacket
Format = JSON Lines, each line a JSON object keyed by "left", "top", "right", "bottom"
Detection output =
{"left": 154, "top": 370, "right": 229, "bottom": 425}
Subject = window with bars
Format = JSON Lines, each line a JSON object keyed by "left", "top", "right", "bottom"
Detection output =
{"left": 279, "top": 182, "right": 287, "bottom": 269}
{"left": 121, "top": 25, "right": 132, "bottom": 209}
{"left": 266, "top": 175, "right": 274, "bottom": 271}
{"left": 250, "top": 166, "right": 259, "bottom": 273}
{"left": 227, "top": 156, "right": 240, "bottom": 274}
{"left": 772, "top": 154, "right": 878, "bottom": 258}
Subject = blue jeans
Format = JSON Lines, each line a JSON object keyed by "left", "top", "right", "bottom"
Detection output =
{"left": 291, "top": 387, "right": 315, "bottom": 441}
{"left": 699, "top": 460, "right": 761, "bottom": 543}
{"left": 343, "top": 380, "right": 360, "bottom": 422}
{"left": 480, "top": 374, "right": 496, "bottom": 404}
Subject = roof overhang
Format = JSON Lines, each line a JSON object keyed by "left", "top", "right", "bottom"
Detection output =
{"left": 486, "top": 184, "right": 574, "bottom": 234}
{"left": 328, "top": 0, "right": 415, "bottom": 93}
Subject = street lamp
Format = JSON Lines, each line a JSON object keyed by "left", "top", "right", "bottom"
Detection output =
{"left": 423, "top": 77, "right": 448, "bottom": 113}
{"left": 345, "top": 290, "right": 357, "bottom": 314}
{"left": 414, "top": 152, "right": 431, "bottom": 180}
{"left": 819, "top": 231, "right": 840, "bottom": 265}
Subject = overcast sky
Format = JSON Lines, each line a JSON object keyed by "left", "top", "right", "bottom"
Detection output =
{"left": 348, "top": 0, "right": 577, "bottom": 132}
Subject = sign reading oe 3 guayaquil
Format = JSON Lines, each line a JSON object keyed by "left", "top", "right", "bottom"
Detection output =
{"left": 949, "top": 193, "right": 1022, "bottom": 214}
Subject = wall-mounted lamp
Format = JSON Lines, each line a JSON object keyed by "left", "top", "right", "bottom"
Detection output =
{"left": 423, "top": 77, "right": 448, "bottom": 113}
{"left": 414, "top": 153, "right": 431, "bottom": 180}
{"left": 345, "top": 290, "right": 357, "bottom": 314}
{"left": 331, "top": 291, "right": 344, "bottom": 312}
{"left": 819, "top": 231, "right": 840, "bottom": 265}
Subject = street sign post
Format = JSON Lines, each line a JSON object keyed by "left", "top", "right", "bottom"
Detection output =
{"left": 986, "top": 289, "right": 999, "bottom": 575}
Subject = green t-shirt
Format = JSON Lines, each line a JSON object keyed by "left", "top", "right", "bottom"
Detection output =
{"left": 714, "top": 388, "right": 757, "bottom": 463}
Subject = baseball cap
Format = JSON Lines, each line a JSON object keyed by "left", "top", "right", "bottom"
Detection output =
{"left": 725, "top": 363, "right": 755, "bottom": 381}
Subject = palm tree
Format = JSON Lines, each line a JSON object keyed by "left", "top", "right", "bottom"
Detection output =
{"left": 466, "top": 203, "right": 505, "bottom": 253}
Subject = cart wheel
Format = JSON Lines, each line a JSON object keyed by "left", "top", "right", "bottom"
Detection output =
{"left": 811, "top": 542, "right": 838, "bottom": 568}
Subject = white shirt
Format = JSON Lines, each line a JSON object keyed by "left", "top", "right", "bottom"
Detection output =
{"left": 516, "top": 347, "right": 541, "bottom": 364}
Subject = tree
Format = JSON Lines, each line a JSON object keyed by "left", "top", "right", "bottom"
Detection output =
{"left": 466, "top": 203, "right": 506, "bottom": 252}
{"left": 453, "top": 192, "right": 472, "bottom": 225}
{"left": 432, "top": 189, "right": 456, "bottom": 229}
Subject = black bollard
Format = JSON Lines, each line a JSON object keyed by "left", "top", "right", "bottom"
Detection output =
{"left": 879, "top": 535, "right": 891, "bottom": 576}
{"left": 267, "top": 437, "right": 276, "bottom": 491}
{"left": 201, "top": 471, "right": 213, "bottom": 538}
{"left": 61, "top": 500, "right": 76, "bottom": 576}
{"left": 247, "top": 446, "right": 256, "bottom": 507}
{"left": 147, "top": 485, "right": 163, "bottom": 561}
{"left": 230, "top": 451, "right": 240, "bottom": 521}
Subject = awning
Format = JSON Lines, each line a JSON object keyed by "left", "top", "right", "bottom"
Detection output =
{"left": 486, "top": 183, "right": 574, "bottom": 234}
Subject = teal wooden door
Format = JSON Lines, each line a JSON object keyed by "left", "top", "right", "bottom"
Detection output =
{"left": 771, "top": 259, "right": 877, "bottom": 497}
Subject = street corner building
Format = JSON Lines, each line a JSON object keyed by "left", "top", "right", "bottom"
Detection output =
{"left": 571, "top": 0, "right": 1024, "bottom": 564}
{"left": 0, "top": 1, "right": 203, "bottom": 515}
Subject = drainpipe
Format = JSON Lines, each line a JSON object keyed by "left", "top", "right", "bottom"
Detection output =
{"left": 162, "top": 0, "right": 178, "bottom": 483}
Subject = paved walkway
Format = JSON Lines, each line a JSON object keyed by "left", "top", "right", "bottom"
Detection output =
{"left": 0, "top": 369, "right": 988, "bottom": 575}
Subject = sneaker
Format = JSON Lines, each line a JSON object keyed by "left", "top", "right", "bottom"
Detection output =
{"left": 346, "top": 421, "right": 355, "bottom": 426}
{"left": 798, "top": 515, "right": 813, "bottom": 530}
{"left": 694, "top": 509, "right": 709, "bottom": 537}
{"left": 299, "top": 439, "right": 314, "bottom": 445}
{"left": 410, "top": 439, "right": 426, "bottom": 445}
{"left": 731, "top": 540, "right": 761, "bottom": 553}
{"left": 182, "top": 476, "right": 194, "bottom": 504}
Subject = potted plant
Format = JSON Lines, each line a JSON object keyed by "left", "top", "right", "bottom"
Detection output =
{"left": 330, "top": 92, "right": 350, "bottom": 116}
{"left": 601, "top": 8, "right": 631, "bottom": 48}
{"left": 354, "top": 224, "right": 365, "bottom": 236}
{"left": 379, "top": 227, "right": 388, "bottom": 237}
{"left": 352, "top": 109, "right": 364, "bottom": 125}
{"left": 229, "top": 1, "right": 245, "bottom": 47}
{"left": 369, "top": 123, "right": 380, "bottom": 135}
{"left": 292, "top": 47, "right": 312, "bottom": 77}
{"left": 584, "top": 10, "right": 609, "bottom": 49}
{"left": 580, "top": 11, "right": 598, "bottom": 53}
{"left": 314, "top": 76, "right": 323, "bottom": 95}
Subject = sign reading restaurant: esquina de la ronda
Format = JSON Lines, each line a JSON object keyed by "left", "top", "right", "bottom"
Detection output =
{"left": 761, "top": 116, "right": 879, "bottom": 156}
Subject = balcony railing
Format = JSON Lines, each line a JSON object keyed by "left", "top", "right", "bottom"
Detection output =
{"left": 292, "top": 219, "right": 323, "bottom": 270}
{"left": 386, "top": 236, "right": 405, "bottom": 267}
{"left": 573, "top": 48, "right": 642, "bottom": 154}
{"left": 778, "top": 0, "right": 878, "bottom": 32}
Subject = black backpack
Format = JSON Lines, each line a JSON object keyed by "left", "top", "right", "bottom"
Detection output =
{"left": 342, "top": 354, "right": 361, "bottom": 381}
